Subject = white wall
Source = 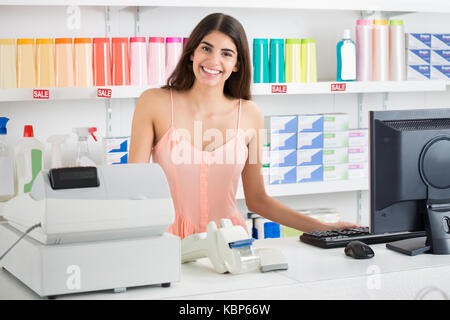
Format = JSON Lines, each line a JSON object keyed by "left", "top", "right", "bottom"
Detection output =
{"left": 1, "top": 5, "right": 449, "bottom": 225}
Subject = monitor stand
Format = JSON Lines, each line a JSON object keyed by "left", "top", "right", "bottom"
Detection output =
{"left": 386, "top": 203, "right": 450, "bottom": 256}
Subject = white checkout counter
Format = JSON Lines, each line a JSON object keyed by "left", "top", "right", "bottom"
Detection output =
{"left": 2, "top": 236, "right": 450, "bottom": 300}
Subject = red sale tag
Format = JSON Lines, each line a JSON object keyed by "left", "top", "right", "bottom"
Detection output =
{"left": 271, "top": 84, "right": 287, "bottom": 94}
{"left": 33, "top": 89, "right": 50, "bottom": 99}
{"left": 331, "top": 83, "right": 346, "bottom": 92}
{"left": 97, "top": 88, "right": 112, "bottom": 98}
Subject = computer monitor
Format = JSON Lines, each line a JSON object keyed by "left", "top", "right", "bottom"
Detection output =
{"left": 370, "top": 108, "right": 450, "bottom": 255}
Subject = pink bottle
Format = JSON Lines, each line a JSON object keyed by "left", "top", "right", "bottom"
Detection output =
{"left": 165, "top": 37, "right": 183, "bottom": 84}
{"left": 356, "top": 20, "right": 372, "bottom": 81}
{"left": 93, "top": 38, "right": 112, "bottom": 86}
{"left": 130, "top": 37, "right": 148, "bottom": 86}
{"left": 148, "top": 37, "right": 165, "bottom": 86}
{"left": 112, "top": 37, "right": 130, "bottom": 86}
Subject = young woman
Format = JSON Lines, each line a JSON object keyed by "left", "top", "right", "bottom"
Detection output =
{"left": 129, "top": 13, "right": 361, "bottom": 239}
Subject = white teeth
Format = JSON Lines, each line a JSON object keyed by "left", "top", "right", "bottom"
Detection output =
{"left": 202, "top": 66, "right": 221, "bottom": 75}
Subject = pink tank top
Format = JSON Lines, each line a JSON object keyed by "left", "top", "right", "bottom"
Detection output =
{"left": 152, "top": 88, "right": 249, "bottom": 239}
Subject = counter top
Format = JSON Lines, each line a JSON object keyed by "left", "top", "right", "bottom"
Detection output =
{"left": 1, "top": 236, "right": 450, "bottom": 300}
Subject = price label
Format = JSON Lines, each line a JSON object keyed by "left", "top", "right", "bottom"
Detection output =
{"left": 271, "top": 84, "right": 287, "bottom": 94}
{"left": 97, "top": 88, "right": 112, "bottom": 98}
{"left": 331, "top": 83, "right": 346, "bottom": 92}
{"left": 33, "top": 89, "right": 50, "bottom": 100}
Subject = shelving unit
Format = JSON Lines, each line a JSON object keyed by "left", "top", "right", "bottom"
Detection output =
{"left": 0, "top": 2, "right": 449, "bottom": 217}
{"left": 236, "top": 178, "right": 368, "bottom": 199}
{"left": 0, "top": 81, "right": 447, "bottom": 102}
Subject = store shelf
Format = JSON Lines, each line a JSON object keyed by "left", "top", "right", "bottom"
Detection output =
{"left": 252, "top": 81, "right": 447, "bottom": 95}
{"left": 0, "top": 81, "right": 447, "bottom": 102}
{"left": 1, "top": 0, "right": 450, "bottom": 14}
{"left": 236, "top": 178, "right": 368, "bottom": 199}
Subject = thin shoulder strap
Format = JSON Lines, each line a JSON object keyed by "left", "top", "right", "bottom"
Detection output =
{"left": 237, "top": 98, "right": 242, "bottom": 131}
{"left": 169, "top": 88, "right": 174, "bottom": 126}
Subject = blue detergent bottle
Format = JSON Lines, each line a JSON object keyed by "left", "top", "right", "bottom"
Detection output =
{"left": 337, "top": 29, "right": 357, "bottom": 82}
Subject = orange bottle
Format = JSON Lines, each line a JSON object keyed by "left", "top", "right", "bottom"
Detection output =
{"left": 93, "top": 38, "right": 112, "bottom": 86}
{"left": 111, "top": 37, "right": 130, "bottom": 86}
{"left": 17, "top": 38, "right": 36, "bottom": 88}
{"left": 55, "top": 38, "right": 74, "bottom": 87}
{"left": 74, "top": 38, "right": 93, "bottom": 87}
{"left": 36, "top": 38, "right": 55, "bottom": 88}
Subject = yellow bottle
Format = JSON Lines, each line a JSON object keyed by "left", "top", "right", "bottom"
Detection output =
{"left": 17, "top": 38, "right": 36, "bottom": 88}
{"left": 285, "top": 39, "right": 301, "bottom": 83}
{"left": 36, "top": 38, "right": 55, "bottom": 88}
{"left": 0, "top": 39, "right": 17, "bottom": 88}
{"left": 300, "top": 39, "right": 317, "bottom": 83}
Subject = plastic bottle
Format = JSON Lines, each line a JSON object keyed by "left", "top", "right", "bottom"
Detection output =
{"left": 165, "top": 37, "right": 182, "bottom": 84}
{"left": 269, "top": 39, "right": 285, "bottom": 83}
{"left": 55, "top": 38, "right": 74, "bottom": 87}
{"left": 285, "top": 39, "right": 301, "bottom": 83}
{"left": 389, "top": 20, "right": 406, "bottom": 81}
{"left": 0, "top": 118, "right": 14, "bottom": 201}
{"left": 337, "top": 29, "right": 357, "bottom": 82}
{"left": 73, "top": 127, "right": 97, "bottom": 167}
{"left": 356, "top": 20, "right": 373, "bottom": 81}
{"left": 112, "top": 37, "right": 130, "bottom": 86}
{"left": 130, "top": 37, "right": 148, "bottom": 86}
{"left": 0, "top": 39, "right": 17, "bottom": 88}
{"left": 300, "top": 39, "right": 317, "bottom": 83}
{"left": 47, "top": 134, "right": 70, "bottom": 169}
{"left": 36, "top": 38, "right": 56, "bottom": 88}
{"left": 17, "top": 39, "right": 36, "bottom": 88}
{"left": 14, "top": 125, "right": 45, "bottom": 195}
{"left": 148, "top": 37, "right": 166, "bottom": 86}
{"left": 373, "top": 19, "right": 389, "bottom": 81}
{"left": 74, "top": 38, "right": 93, "bottom": 87}
{"left": 253, "top": 38, "right": 269, "bottom": 83}
{"left": 93, "top": 38, "right": 112, "bottom": 86}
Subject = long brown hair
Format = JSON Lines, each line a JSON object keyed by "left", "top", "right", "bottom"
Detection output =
{"left": 162, "top": 13, "right": 251, "bottom": 100}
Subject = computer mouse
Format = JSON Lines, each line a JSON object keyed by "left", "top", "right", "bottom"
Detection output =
{"left": 344, "top": 241, "right": 375, "bottom": 259}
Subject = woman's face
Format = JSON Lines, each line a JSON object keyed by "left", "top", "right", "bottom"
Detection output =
{"left": 190, "top": 30, "right": 239, "bottom": 88}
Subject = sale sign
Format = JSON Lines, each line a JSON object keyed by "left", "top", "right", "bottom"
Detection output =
{"left": 331, "top": 83, "right": 346, "bottom": 92}
{"left": 33, "top": 89, "right": 50, "bottom": 99}
{"left": 97, "top": 88, "right": 112, "bottom": 98}
{"left": 271, "top": 84, "right": 287, "bottom": 94}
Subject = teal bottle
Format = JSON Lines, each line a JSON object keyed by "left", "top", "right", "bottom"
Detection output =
{"left": 253, "top": 39, "right": 269, "bottom": 83}
{"left": 337, "top": 29, "right": 357, "bottom": 82}
{"left": 269, "top": 39, "right": 285, "bottom": 83}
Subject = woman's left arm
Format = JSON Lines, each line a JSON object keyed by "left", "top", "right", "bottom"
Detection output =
{"left": 241, "top": 101, "right": 361, "bottom": 233}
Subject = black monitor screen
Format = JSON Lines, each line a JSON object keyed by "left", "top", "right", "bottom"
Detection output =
{"left": 370, "top": 108, "right": 450, "bottom": 234}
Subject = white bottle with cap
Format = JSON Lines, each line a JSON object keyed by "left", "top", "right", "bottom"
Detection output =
{"left": 14, "top": 125, "right": 45, "bottom": 196}
{"left": 337, "top": 29, "right": 357, "bottom": 82}
{"left": 0, "top": 117, "right": 14, "bottom": 202}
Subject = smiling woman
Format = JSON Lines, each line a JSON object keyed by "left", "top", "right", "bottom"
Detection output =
{"left": 129, "top": 12, "right": 361, "bottom": 240}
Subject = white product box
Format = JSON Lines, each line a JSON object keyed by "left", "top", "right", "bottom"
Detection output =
{"left": 323, "top": 148, "right": 348, "bottom": 165}
{"left": 265, "top": 115, "right": 297, "bottom": 133}
{"left": 103, "top": 136, "right": 130, "bottom": 153}
{"left": 348, "top": 163, "right": 368, "bottom": 179}
{"left": 105, "top": 151, "right": 128, "bottom": 165}
{"left": 297, "top": 114, "right": 324, "bottom": 132}
{"left": 269, "top": 132, "right": 297, "bottom": 150}
{"left": 269, "top": 149, "right": 297, "bottom": 167}
{"left": 323, "top": 131, "right": 349, "bottom": 148}
{"left": 431, "top": 34, "right": 450, "bottom": 49}
{"left": 262, "top": 166, "right": 270, "bottom": 185}
{"left": 296, "top": 165, "right": 323, "bottom": 183}
{"left": 348, "top": 147, "right": 369, "bottom": 163}
{"left": 431, "top": 65, "right": 450, "bottom": 80}
{"left": 323, "top": 113, "right": 349, "bottom": 132}
{"left": 431, "top": 50, "right": 450, "bottom": 65}
{"left": 348, "top": 129, "right": 369, "bottom": 147}
{"left": 297, "top": 132, "right": 323, "bottom": 149}
{"left": 407, "top": 49, "right": 431, "bottom": 65}
{"left": 407, "top": 33, "right": 431, "bottom": 49}
{"left": 323, "top": 164, "right": 348, "bottom": 181}
{"left": 297, "top": 149, "right": 323, "bottom": 166}
{"left": 407, "top": 65, "right": 431, "bottom": 80}
{"left": 270, "top": 166, "right": 296, "bottom": 184}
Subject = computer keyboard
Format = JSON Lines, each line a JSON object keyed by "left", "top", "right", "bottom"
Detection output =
{"left": 299, "top": 227, "right": 426, "bottom": 249}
